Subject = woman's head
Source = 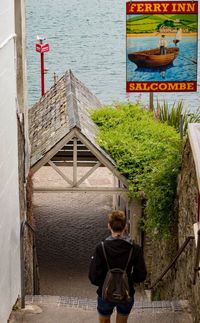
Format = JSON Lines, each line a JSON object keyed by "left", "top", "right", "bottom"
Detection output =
{"left": 108, "top": 210, "right": 126, "bottom": 233}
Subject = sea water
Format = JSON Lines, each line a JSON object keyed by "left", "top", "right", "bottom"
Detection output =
{"left": 26, "top": 0, "right": 200, "bottom": 110}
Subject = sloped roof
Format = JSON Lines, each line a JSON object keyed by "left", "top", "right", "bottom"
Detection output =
{"left": 28, "top": 70, "right": 115, "bottom": 168}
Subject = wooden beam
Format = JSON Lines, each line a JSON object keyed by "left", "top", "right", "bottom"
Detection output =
{"left": 74, "top": 129, "right": 129, "bottom": 188}
{"left": 34, "top": 187, "right": 128, "bottom": 193}
{"left": 48, "top": 160, "right": 73, "bottom": 186}
{"left": 44, "top": 161, "right": 103, "bottom": 167}
{"left": 73, "top": 137, "right": 77, "bottom": 186}
{"left": 112, "top": 175, "right": 117, "bottom": 210}
{"left": 120, "top": 193, "right": 130, "bottom": 204}
{"left": 51, "top": 155, "right": 98, "bottom": 162}
{"left": 76, "top": 161, "right": 101, "bottom": 186}
{"left": 31, "top": 130, "right": 76, "bottom": 173}
{"left": 59, "top": 150, "right": 90, "bottom": 154}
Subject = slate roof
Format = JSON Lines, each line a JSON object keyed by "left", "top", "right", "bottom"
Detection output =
{"left": 28, "top": 70, "right": 115, "bottom": 168}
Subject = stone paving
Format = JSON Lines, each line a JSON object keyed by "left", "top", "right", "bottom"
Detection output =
{"left": 10, "top": 297, "right": 193, "bottom": 323}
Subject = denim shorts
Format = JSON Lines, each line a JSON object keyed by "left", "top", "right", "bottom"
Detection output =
{"left": 97, "top": 296, "right": 134, "bottom": 316}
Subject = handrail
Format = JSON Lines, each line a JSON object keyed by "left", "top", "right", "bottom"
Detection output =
{"left": 149, "top": 235, "right": 194, "bottom": 290}
{"left": 20, "top": 221, "right": 40, "bottom": 308}
{"left": 193, "top": 229, "right": 200, "bottom": 285}
{"left": 20, "top": 222, "right": 26, "bottom": 309}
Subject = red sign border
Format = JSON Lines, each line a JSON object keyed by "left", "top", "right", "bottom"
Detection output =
{"left": 126, "top": 1, "right": 198, "bottom": 15}
{"left": 126, "top": 81, "right": 197, "bottom": 92}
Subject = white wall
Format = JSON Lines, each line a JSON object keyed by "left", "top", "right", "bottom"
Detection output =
{"left": 0, "top": 1, "right": 21, "bottom": 322}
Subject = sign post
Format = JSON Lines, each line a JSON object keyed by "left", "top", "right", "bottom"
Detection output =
{"left": 35, "top": 38, "right": 50, "bottom": 96}
{"left": 149, "top": 92, "right": 154, "bottom": 111}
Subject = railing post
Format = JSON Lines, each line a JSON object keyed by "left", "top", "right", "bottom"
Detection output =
{"left": 20, "top": 221, "right": 26, "bottom": 308}
{"left": 193, "top": 229, "right": 200, "bottom": 285}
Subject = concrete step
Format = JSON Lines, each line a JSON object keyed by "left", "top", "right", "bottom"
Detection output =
{"left": 9, "top": 296, "right": 193, "bottom": 323}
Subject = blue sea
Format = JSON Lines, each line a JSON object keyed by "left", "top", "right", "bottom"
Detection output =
{"left": 26, "top": 0, "right": 200, "bottom": 110}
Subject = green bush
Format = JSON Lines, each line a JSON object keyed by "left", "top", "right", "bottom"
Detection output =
{"left": 92, "top": 103, "right": 181, "bottom": 237}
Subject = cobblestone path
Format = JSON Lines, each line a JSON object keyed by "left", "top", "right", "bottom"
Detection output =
{"left": 34, "top": 192, "right": 113, "bottom": 298}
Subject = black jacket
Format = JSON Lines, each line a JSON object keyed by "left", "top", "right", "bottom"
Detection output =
{"left": 89, "top": 236, "right": 147, "bottom": 297}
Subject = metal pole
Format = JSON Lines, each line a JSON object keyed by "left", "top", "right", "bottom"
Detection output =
{"left": 197, "top": 193, "right": 200, "bottom": 223}
{"left": 180, "top": 114, "right": 184, "bottom": 140}
{"left": 193, "top": 229, "right": 200, "bottom": 285}
{"left": 36, "top": 37, "right": 49, "bottom": 96}
{"left": 41, "top": 52, "right": 45, "bottom": 96}
{"left": 20, "top": 222, "right": 25, "bottom": 308}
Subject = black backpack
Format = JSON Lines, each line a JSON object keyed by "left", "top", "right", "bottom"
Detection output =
{"left": 101, "top": 241, "right": 133, "bottom": 304}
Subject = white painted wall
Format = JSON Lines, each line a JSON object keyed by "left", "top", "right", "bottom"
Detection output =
{"left": 0, "top": 1, "right": 21, "bottom": 322}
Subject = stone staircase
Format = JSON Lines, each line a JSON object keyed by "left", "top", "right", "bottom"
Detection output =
{"left": 9, "top": 295, "right": 193, "bottom": 323}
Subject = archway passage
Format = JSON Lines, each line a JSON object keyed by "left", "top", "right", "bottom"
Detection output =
{"left": 33, "top": 166, "right": 128, "bottom": 297}
{"left": 29, "top": 70, "right": 130, "bottom": 297}
{"left": 34, "top": 190, "right": 113, "bottom": 297}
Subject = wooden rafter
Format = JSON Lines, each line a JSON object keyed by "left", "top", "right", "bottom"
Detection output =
{"left": 48, "top": 160, "right": 73, "bottom": 186}
{"left": 73, "top": 137, "right": 77, "bottom": 186}
{"left": 32, "top": 129, "right": 129, "bottom": 194}
{"left": 31, "top": 130, "right": 76, "bottom": 174}
{"left": 74, "top": 129, "right": 129, "bottom": 188}
{"left": 34, "top": 187, "right": 128, "bottom": 193}
{"left": 76, "top": 161, "right": 101, "bottom": 186}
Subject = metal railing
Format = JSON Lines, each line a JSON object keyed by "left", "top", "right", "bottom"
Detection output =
{"left": 149, "top": 235, "right": 194, "bottom": 290}
{"left": 20, "top": 221, "right": 40, "bottom": 308}
{"left": 193, "top": 229, "right": 200, "bottom": 285}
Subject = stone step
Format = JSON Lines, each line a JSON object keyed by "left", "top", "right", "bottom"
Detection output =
{"left": 9, "top": 296, "right": 193, "bottom": 323}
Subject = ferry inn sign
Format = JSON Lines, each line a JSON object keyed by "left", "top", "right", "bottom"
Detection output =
{"left": 126, "top": 1, "right": 198, "bottom": 92}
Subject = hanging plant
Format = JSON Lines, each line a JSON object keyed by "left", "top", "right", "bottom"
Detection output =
{"left": 92, "top": 103, "right": 181, "bottom": 238}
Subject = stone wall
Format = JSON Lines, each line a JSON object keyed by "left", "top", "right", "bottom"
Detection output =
{"left": 18, "top": 118, "right": 34, "bottom": 294}
{"left": 16, "top": 0, "right": 34, "bottom": 297}
{"left": 174, "top": 139, "right": 200, "bottom": 323}
{"left": 143, "top": 223, "right": 178, "bottom": 299}
{"left": 145, "top": 139, "right": 200, "bottom": 323}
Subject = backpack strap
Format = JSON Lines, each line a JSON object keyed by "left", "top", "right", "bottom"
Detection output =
{"left": 124, "top": 246, "right": 133, "bottom": 271}
{"left": 101, "top": 241, "right": 133, "bottom": 271}
{"left": 101, "top": 241, "right": 110, "bottom": 270}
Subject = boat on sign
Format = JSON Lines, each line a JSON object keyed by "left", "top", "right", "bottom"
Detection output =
{"left": 128, "top": 47, "right": 179, "bottom": 68}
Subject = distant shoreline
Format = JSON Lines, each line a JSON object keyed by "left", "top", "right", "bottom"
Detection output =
{"left": 127, "top": 32, "right": 197, "bottom": 38}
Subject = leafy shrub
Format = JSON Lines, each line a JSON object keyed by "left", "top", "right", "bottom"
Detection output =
{"left": 92, "top": 103, "right": 181, "bottom": 237}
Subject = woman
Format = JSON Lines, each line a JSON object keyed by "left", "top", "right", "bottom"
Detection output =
{"left": 89, "top": 210, "right": 147, "bottom": 323}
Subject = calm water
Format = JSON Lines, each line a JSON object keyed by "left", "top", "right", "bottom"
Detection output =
{"left": 26, "top": 0, "right": 200, "bottom": 110}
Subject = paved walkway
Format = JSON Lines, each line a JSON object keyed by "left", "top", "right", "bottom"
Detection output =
{"left": 9, "top": 297, "right": 193, "bottom": 323}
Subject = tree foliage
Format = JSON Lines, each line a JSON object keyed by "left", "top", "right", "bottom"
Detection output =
{"left": 92, "top": 103, "right": 181, "bottom": 237}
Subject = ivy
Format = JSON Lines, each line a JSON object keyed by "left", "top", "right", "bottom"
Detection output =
{"left": 92, "top": 103, "right": 181, "bottom": 238}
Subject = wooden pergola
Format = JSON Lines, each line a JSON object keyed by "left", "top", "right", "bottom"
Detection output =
{"left": 29, "top": 70, "right": 129, "bottom": 195}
